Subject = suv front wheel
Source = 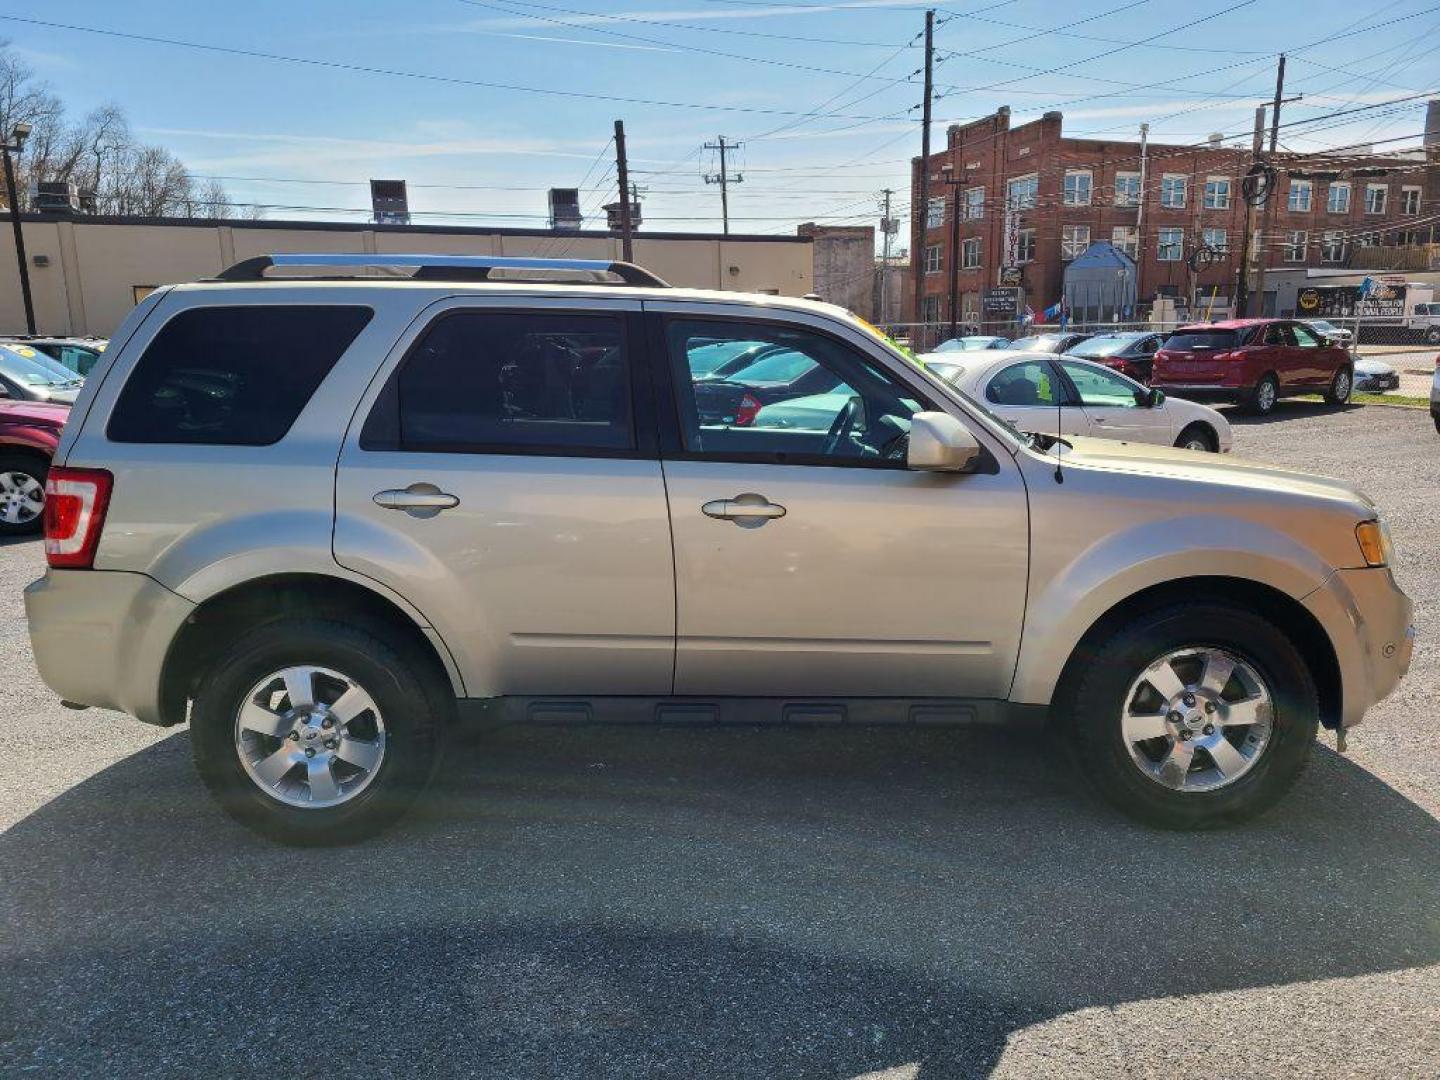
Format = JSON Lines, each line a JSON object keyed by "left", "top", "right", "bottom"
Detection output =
{"left": 1062, "top": 602, "right": 1318, "bottom": 829}
{"left": 191, "top": 617, "right": 448, "bottom": 845}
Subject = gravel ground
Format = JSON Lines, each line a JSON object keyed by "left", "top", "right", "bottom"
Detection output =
{"left": 1, "top": 401, "right": 1437, "bottom": 1079}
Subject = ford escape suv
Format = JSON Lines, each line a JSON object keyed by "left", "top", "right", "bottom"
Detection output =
{"left": 25, "top": 255, "right": 1414, "bottom": 845}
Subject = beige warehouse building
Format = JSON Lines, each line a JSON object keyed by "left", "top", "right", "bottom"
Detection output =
{"left": 0, "top": 214, "right": 816, "bottom": 337}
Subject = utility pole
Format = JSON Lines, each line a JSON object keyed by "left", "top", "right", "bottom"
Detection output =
{"left": 879, "top": 187, "right": 896, "bottom": 323}
{"left": 1234, "top": 105, "right": 1267, "bottom": 318}
{"left": 912, "top": 8, "right": 935, "bottom": 328}
{"left": 941, "top": 162, "right": 964, "bottom": 339}
{"left": 614, "top": 120, "right": 634, "bottom": 263}
{"left": 1255, "top": 54, "right": 1288, "bottom": 318}
{"left": 703, "top": 136, "right": 743, "bottom": 235}
{"left": 1, "top": 122, "right": 35, "bottom": 335}
{"left": 1136, "top": 123, "right": 1149, "bottom": 291}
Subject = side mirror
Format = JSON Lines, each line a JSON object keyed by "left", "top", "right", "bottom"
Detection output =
{"left": 1134, "top": 388, "right": 1164, "bottom": 408}
{"left": 907, "top": 411, "right": 981, "bottom": 472}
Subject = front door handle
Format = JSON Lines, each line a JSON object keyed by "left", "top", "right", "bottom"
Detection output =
{"left": 701, "top": 492, "right": 787, "bottom": 528}
{"left": 374, "top": 483, "right": 459, "bottom": 519}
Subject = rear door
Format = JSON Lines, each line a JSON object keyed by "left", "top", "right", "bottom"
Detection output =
{"left": 332, "top": 295, "right": 675, "bottom": 698}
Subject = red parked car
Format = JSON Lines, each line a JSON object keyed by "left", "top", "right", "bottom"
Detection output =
{"left": 1150, "top": 318, "right": 1354, "bottom": 415}
{"left": 0, "top": 400, "right": 66, "bottom": 535}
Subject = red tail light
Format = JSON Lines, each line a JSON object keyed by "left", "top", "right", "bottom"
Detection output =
{"left": 43, "top": 467, "right": 112, "bottom": 569}
{"left": 734, "top": 392, "right": 762, "bottom": 427}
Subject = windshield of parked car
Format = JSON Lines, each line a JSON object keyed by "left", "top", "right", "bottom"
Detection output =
{"left": 5, "top": 345, "right": 82, "bottom": 385}
{"left": 686, "top": 339, "right": 768, "bottom": 377}
{"left": 1163, "top": 329, "right": 1239, "bottom": 351}
{"left": 0, "top": 346, "right": 74, "bottom": 386}
{"left": 1009, "top": 335, "right": 1062, "bottom": 351}
{"left": 1068, "top": 334, "right": 1141, "bottom": 358}
{"left": 714, "top": 348, "right": 817, "bottom": 386}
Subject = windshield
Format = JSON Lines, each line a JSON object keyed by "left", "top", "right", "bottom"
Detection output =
{"left": 717, "top": 348, "right": 816, "bottom": 386}
{"left": 1163, "top": 329, "right": 1239, "bottom": 351}
{"left": 5, "top": 345, "right": 81, "bottom": 384}
{"left": 0, "top": 347, "right": 74, "bottom": 386}
{"left": 687, "top": 339, "right": 767, "bottom": 377}
{"left": 1009, "top": 335, "right": 1061, "bottom": 351}
{"left": 1069, "top": 335, "right": 1140, "bottom": 358}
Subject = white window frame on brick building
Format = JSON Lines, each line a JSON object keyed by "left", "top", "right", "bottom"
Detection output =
{"left": 1284, "top": 230, "right": 1307, "bottom": 262}
{"left": 1364, "top": 184, "right": 1388, "bottom": 215}
{"left": 1114, "top": 171, "right": 1141, "bottom": 206}
{"left": 961, "top": 236, "right": 981, "bottom": 269}
{"left": 1157, "top": 227, "right": 1184, "bottom": 261}
{"left": 926, "top": 196, "right": 947, "bottom": 229}
{"left": 1320, "top": 230, "right": 1346, "bottom": 262}
{"left": 1288, "top": 179, "right": 1312, "bottom": 212}
{"left": 1063, "top": 169, "right": 1092, "bottom": 206}
{"left": 1401, "top": 186, "right": 1422, "bottom": 215}
{"left": 1203, "top": 176, "right": 1231, "bottom": 210}
{"left": 1016, "top": 228, "right": 1036, "bottom": 263}
{"left": 964, "top": 186, "right": 985, "bottom": 220}
{"left": 1327, "top": 182, "right": 1351, "bottom": 214}
{"left": 1007, "top": 174, "right": 1038, "bottom": 210}
{"left": 1061, "top": 224, "right": 1091, "bottom": 260}
{"left": 923, "top": 243, "right": 943, "bottom": 274}
{"left": 1160, "top": 174, "right": 1187, "bottom": 208}
{"left": 1201, "top": 227, "right": 1228, "bottom": 253}
{"left": 1111, "top": 225, "right": 1138, "bottom": 259}
{"left": 921, "top": 295, "right": 941, "bottom": 324}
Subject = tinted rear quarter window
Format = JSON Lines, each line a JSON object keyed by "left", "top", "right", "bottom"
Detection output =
{"left": 1163, "top": 330, "right": 1239, "bottom": 352}
{"left": 108, "top": 305, "right": 372, "bottom": 445}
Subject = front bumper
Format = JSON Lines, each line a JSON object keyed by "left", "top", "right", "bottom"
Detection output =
{"left": 1355, "top": 374, "right": 1399, "bottom": 392}
{"left": 1302, "top": 567, "right": 1414, "bottom": 729}
{"left": 25, "top": 569, "right": 195, "bottom": 726}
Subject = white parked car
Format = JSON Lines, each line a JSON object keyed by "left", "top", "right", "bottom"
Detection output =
{"left": 909, "top": 352, "right": 1232, "bottom": 452}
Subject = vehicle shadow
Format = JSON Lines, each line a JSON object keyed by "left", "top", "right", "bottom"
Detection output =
{"left": 1218, "top": 401, "right": 1357, "bottom": 426}
{"left": 3, "top": 724, "right": 1438, "bottom": 1078}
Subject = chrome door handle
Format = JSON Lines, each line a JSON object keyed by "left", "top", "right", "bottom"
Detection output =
{"left": 701, "top": 492, "right": 787, "bottom": 528}
{"left": 373, "top": 483, "right": 459, "bottom": 518}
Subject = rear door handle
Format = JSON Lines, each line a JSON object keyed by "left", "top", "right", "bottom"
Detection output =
{"left": 374, "top": 483, "right": 460, "bottom": 518}
{"left": 701, "top": 492, "right": 787, "bottom": 528}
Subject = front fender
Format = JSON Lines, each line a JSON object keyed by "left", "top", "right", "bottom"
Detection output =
{"left": 1010, "top": 513, "right": 1335, "bottom": 706}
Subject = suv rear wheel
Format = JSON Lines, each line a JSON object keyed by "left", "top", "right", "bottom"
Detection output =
{"left": 1246, "top": 373, "right": 1280, "bottom": 415}
{"left": 191, "top": 617, "right": 448, "bottom": 845}
{"left": 1323, "top": 365, "right": 1353, "bottom": 406}
{"left": 1062, "top": 602, "right": 1318, "bottom": 829}
{"left": 0, "top": 452, "right": 47, "bottom": 536}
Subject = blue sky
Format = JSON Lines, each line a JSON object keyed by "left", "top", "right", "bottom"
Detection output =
{"left": 4, "top": 0, "right": 1438, "bottom": 241}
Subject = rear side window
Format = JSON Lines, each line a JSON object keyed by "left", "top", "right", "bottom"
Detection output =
{"left": 361, "top": 310, "right": 634, "bottom": 453}
{"left": 1163, "top": 330, "right": 1238, "bottom": 352}
{"left": 108, "top": 305, "right": 372, "bottom": 445}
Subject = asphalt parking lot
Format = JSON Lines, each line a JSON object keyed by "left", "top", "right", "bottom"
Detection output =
{"left": 1, "top": 403, "right": 1437, "bottom": 1079}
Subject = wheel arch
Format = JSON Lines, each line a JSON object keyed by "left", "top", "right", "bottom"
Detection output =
{"left": 159, "top": 572, "right": 464, "bottom": 727}
{"left": 1048, "top": 576, "right": 1341, "bottom": 731}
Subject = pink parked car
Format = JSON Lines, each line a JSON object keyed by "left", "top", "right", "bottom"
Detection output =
{"left": 0, "top": 399, "right": 67, "bottom": 535}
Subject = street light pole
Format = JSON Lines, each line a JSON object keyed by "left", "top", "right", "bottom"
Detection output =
{"left": 2, "top": 122, "right": 35, "bottom": 335}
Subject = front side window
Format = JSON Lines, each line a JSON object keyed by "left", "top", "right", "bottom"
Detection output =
{"left": 1202, "top": 227, "right": 1228, "bottom": 253}
{"left": 109, "top": 305, "right": 373, "bottom": 445}
{"left": 1016, "top": 228, "right": 1037, "bottom": 263}
{"left": 1204, "top": 177, "right": 1231, "bottom": 210}
{"left": 1291, "top": 323, "right": 1321, "bottom": 348}
{"left": 1328, "top": 183, "right": 1351, "bottom": 213}
{"left": 1157, "top": 227, "right": 1184, "bottom": 261}
{"left": 665, "top": 318, "right": 924, "bottom": 463}
{"left": 1059, "top": 360, "right": 1141, "bottom": 408}
{"left": 964, "top": 186, "right": 985, "bottom": 220}
{"left": 362, "top": 311, "right": 634, "bottom": 453}
{"left": 1061, "top": 225, "right": 1091, "bottom": 260}
{"left": 1063, "top": 170, "right": 1092, "bottom": 206}
{"left": 1285, "top": 230, "right": 1307, "bottom": 261}
{"left": 1007, "top": 174, "right": 1038, "bottom": 210}
{"left": 1365, "top": 184, "right": 1388, "bottom": 214}
{"left": 1160, "top": 175, "right": 1187, "bottom": 208}
{"left": 1114, "top": 172, "right": 1141, "bottom": 206}
{"left": 1288, "top": 180, "right": 1313, "bottom": 212}
{"left": 961, "top": 237, "right": 981, "bottom": 268}
{"left": 986, "top": 360, "right": 1066, "bottom": 407}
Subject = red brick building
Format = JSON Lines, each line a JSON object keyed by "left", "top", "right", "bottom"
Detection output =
{"left": 911, "top": 106, "right": 1437, "bottom": 327}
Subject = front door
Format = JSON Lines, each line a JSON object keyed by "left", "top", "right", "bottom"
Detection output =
{"left": 649, "top": 303, "right": 1030, "bottom": 699}
{"left": 1287, "top": 321, "right": 1331, "bottom": 385}
{"left": 333, "top": 297, "right": 675, "bottom": 698}
{"left": 1056, "top": 358, "right": 1169, "bottom": 445}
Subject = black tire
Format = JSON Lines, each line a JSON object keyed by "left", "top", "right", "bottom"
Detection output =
{"left": 191, "top": 617, "right": 450, "bottom": 846}
{"left": 1173, "top": 422, "right": 1218, "bottom": 452}
{"left": 1433, "top": 413, "right": 1440, "bottom": 435}
{"left": 1245, "top": 373, "right": 1279, "bottom": 415}
{"left": 0, "top": 451, "right": 48, "bottom": 536}
{"left": 1323, "top": 365, "right": 1353, "bottom": 406}
{"left": 1061, "top": 602, "right": 1318, "bottom": 830}
{"left": 1425, "top": 325, "right": 1440, "bottom": 345}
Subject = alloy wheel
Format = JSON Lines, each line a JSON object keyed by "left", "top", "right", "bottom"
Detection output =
{"left": 0, "top": 470, "right": 43, "bottom": 525}
{"left": 1120, "top": 647, "right": 1274, "bottom": 792}
{"left": 233, "top": 665, "right": 387, "bottom": 809}
{"left": 1257, "top": 380, "right": 1277, "bottom": 413}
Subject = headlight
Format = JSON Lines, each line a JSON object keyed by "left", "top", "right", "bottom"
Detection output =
{"left": 1355, "top": 520, "right": 1392, "bottom": 567}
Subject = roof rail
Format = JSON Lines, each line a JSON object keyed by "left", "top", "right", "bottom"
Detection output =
{"left": 213, "top": 254, "right": 670, "bottom": 288}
